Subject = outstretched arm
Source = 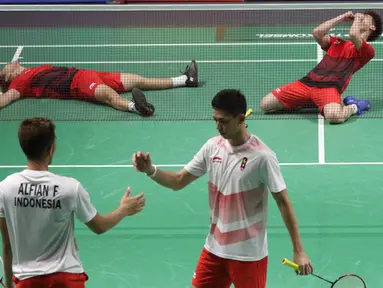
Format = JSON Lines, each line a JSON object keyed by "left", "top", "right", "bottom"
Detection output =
{"left": 74, "top": 183, "right": 146, "bottom": 235}
{"left": 0, "top": 89, "right": 20, "bottom": 109}
{"left": 312, "top": 11, "right": 354, "bottom": 49}
{"left": 145, "top": 166, "right": 198, "bottom": 191}
{"left": 132, "top": 143, "right": 208, "bottom": 191}
{"left": 85, "top": 187, "right": 146, "bottom": 234}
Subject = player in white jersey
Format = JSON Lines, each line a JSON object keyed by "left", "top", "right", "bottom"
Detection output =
{"left": 132, "top": 89, "right": 313, "bottom": 287}
{"left": 0, "top": 117, "right": 146, "bottom": 288}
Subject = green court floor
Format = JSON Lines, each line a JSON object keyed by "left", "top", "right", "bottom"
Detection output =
{"left": 1, "top": 24, "right": 383, "bottom": 288}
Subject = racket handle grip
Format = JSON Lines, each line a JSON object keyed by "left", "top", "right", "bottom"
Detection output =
{"left": 282, "top": 258, "right": 300, "bottom": 271}
{"left": 245, "top": 109, "right": 253, "bottom": 118}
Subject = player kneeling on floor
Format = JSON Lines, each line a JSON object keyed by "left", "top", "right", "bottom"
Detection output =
{"left": 260, "top": 10, "right": 382, "bottom": 124}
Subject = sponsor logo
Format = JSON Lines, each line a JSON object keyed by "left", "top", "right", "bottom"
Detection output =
{"left": 240, "top": 157, "right": 248, "bottom": 170}
{"left": 212, "top": 156, "right": 222, "bottom": 163}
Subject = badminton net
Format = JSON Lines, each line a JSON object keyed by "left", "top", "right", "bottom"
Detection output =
{"left": 0, "top": 3, "right": 382, "bottom": 121}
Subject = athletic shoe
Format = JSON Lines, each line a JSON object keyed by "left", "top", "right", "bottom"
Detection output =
{"left": 132, "top": 88, "right": 155, "bottom": 117}
{"left": 343, "top": 96, "right": 371, "bottom": 115}
{"left": 182, "top": 60, "right": 198, "bottom": 87}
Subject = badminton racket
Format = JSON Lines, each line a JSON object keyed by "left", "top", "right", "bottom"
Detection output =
{"left": 282, "top": 258, "right": 366, "bottom": 288}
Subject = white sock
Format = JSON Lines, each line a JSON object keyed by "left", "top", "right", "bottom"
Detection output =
{"left": 128, "top": 101, "right": 137, "bottom": 112}
{"left": 350, "top": 104, "right": 358, "bottom": 115}
{"left": 171, "top": 75, "right": 188, "bottom": 87}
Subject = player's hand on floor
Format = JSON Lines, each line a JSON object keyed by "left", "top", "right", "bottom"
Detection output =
{"left": 293, "top": 251, "right": 313, "bottom": 276}
{"left": 132, "top": 151, "right": 152, "bottom": 174}
{"left": 119, "top": 187, "right": 146, "bottom": 216}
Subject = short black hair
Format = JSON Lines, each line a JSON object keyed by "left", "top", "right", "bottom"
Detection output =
{"left": 364, "top": 10, "right": 382, "bottom": 42}
{"left": 211, "top": 89, "right": 247, "bottom": 117}
{"left": 18, "top": 117, "right": 56, "bottom": 161}
{"left": 0, "top": 71, "right": 10, "bottom": 93}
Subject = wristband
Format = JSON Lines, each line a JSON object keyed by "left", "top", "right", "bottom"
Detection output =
{"left": 147, "top": 166, "right": 157, "bottom": 178}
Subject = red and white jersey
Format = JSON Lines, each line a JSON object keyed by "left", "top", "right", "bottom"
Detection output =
{"left": 184, "top": 134, "right": 286, "bottom": 261}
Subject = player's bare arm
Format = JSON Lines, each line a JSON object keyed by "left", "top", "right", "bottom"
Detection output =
{"left": 0, "top": 89, "right": 20, "bottom": 109}
{"left": 146, "top": 167, "right": 198, "bottom": 191}
{"left": 349, "top": 13, "right": 366, "bottom": 50}
{"left": 312, "top": 11, "right": 354, "bottom": 49}
{"left": 86, "top": 187, "right": 145, "bottom": 234}
{"left": 272, "top": 189, "right": 313, "bottom": 276}
{"left": 0, "top": 218, "right": 14, "bottom": 288}
{"left": 132, "top": 152, "right": 198, "bottom": 191}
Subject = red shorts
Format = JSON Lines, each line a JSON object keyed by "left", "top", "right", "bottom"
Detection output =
{"left": 272, "top": 80, "right": 342, "bottom": 113}
{"left": 192, "top": 248, "right": 268, "bottom": 288}
{"left": 12, "top": 272, "right": 88, "bottom": 288}
{"left": 70, "top": 70, "right": 125, "bottom": 100}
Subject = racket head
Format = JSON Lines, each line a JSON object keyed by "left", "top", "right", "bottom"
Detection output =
{"left": 331, "top": 274, "right": 366, "bottom": 288}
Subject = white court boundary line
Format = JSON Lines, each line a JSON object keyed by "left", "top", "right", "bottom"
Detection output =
{"left": 316, "top": 44, "right": 325, "bottom": 164}
{"left": 11, "top": 46, "right": 23, "bottom": 62}
{"left": 1, "top": 162, "right": 383, "bottom": 168}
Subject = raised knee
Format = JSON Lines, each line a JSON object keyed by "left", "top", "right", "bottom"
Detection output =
{"left": 259, "top": 96, "right": 274, "bottom": 112}
{"left": 324, "top": 111, "right": 344, "bottom": 124}
{"left": 323, "top": 104, "right": 347, "bottom": 124}
{"left": 259, "top": 98, "right": 269, "bottom": 112}
{"left": 259, "top": 94, "right": 283, "bottom": 112}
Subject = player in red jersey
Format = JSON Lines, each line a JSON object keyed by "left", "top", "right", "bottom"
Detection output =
{"left": 0, "top": 60, "right": 198, "bottom": 117}
{"left": 260, "top": 10, "right": 382, "bottom": 124}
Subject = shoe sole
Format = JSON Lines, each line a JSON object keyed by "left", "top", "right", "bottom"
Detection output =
{"left": 187, "top": 60, "right": 198, "bottom": 87}
{"left": 132, "top": 88, "right": 155, "bottom": 117}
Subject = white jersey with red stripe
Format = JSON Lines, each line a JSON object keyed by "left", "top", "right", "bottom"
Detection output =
{"left": 184, "top": 134, "right": 286, "bottom": 261}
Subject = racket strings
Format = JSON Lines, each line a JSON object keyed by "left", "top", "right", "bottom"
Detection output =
{"left": 333, "top": 275, "right": 366, "bottom": 288}
{"left": 281, "top": 258, "right": 366, "bottom": 288}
